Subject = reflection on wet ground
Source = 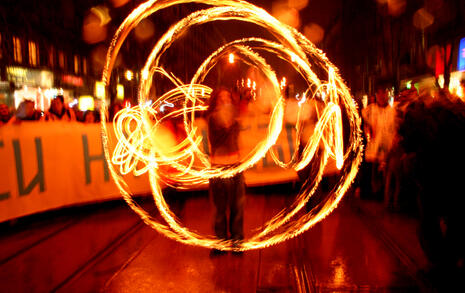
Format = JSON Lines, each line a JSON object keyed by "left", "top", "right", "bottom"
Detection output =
{"left": 0, "top": 186, "right": 431, "bottom": 292}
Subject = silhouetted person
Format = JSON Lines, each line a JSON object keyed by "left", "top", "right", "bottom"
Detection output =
{"left": 83, "top": 110, "right": 97, "bottom": 123}
{"left": 109, "top": 101, "right": 123, "bottom": 121}
{"left": 361, "top": 81, "right": 396, "bottom": 199}
{"left": 399, "top": 93, "right": 465, "bottom": 291}
{"left": 383, "top": 88, "right": 418, "bottom": 211}
{"left": 206, "top": 87, "right": 245, "bottom": 256}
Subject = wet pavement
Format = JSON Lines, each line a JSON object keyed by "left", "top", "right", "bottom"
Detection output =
{"left": 0, "top": 186, "right": 435, "bottom": 292}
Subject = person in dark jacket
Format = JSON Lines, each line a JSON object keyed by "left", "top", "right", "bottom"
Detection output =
{"left": 399, "top": 92, "right": 465, "bottom": 290}
{"left": 206, "top": 87, "right": 245, "bottom": 256}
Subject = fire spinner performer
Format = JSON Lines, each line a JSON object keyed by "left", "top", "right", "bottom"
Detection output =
{"left": 100, "top": 0, "right": 364, "bottom": 252}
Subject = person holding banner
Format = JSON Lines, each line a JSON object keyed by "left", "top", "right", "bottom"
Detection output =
{"left": 44, "top": 95, "right": 76, "bottom": 122}
{"left": 8, "top": 100, "right": 41, "bottom": 123}
{"left": 0, "top": 104, "right": 11, "bottom": 125}
{"left": 207, "top": 87, "right": 246, "bottom": 256}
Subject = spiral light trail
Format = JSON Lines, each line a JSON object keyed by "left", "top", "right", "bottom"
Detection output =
{"left": 100, "top": 0, "right": 363, "bottom": 251}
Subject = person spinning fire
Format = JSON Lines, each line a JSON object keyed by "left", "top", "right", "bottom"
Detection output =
{"left": 206, "top": 86, "right": 251, "bottom": 256}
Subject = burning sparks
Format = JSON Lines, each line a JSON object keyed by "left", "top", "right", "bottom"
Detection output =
{"left": 100, "top": 0, "right": 363, "bottom": 251}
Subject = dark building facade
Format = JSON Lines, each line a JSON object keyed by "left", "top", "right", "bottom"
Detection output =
{"left": 0, "top": 0, "right": 99, "bottom": 110}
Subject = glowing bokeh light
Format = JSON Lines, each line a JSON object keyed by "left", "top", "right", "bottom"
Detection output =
{"left": 134, "top": 19, "right": 156, "bottom": 41}
{"left": 288, "top": 0, "right": 309, "bottom": 11}
{"left": 100, "top": 0, "right": 363, "bottom": 251}
{"left": 110, "top": 0, "right": 131, "bottom": 8}
{"left": 82, "top": 11, "right": 108, "bottom": 44}
{"left": 413, "top": 8, "right": 434, "bottom": 30}
{"left": 387, "top": 0, "right": 406, "bottom": 16}
{"left": 272, "top": 5, "right": 301, "bottom": 29}
{"left": 303, "top": 23, "right": 325, "bottom": 45}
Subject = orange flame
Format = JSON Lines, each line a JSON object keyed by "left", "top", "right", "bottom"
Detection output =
{"left": 100, "top": 0, "right": 363, "bottom": 251}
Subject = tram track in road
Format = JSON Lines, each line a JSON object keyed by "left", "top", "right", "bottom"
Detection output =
{"left": 0, "top": 217, "right": 84, "bottom": 266}
{"left": 51, "top": 215, "right": 154, "bottom": 293}
{"left": 0, "top": 197, "right": 159, "bottom": 293}
{"left": 283, "top": 197, "right": 432, "bottom": 293}
{"left": 292, "top": 261, "right": 313, "bottom": 293}
{"left": 0, "top": 200, "right": 149, "bottom": 267}
{"left": 292, "top": 264, "right": 307, "bottom": 293}
{"left": 291, "top": 238, "right": 315, "bottom": 293}
{"left": 50, "top": 201, "right": 160, "bottom": 293}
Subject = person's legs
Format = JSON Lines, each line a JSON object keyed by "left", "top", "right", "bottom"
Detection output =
{"left": 371, "top": 161, "right": 385, "bottom": 200}
{"left": 210, "top": 177, "right": 228, "bottom": 240}
{"left": 360, "top": 161, "right": 373, "bottom": 199}
{"left": 229, "top": 173, "right": 245, "bottom": 241}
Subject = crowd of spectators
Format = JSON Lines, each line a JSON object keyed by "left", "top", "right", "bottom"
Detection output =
{"left": 0, "top": 95, "right": 123, "bottom": 125}
{"left": 357, "top": 80, "right": 465, "bottom": 289}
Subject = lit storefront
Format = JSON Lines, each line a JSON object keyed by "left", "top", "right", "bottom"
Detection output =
{"left": 0, "top": 81, "right": 13, "bottom": 107}
{"left": 6, "top": 66, "right": 55, "bottom": 111}
{"left": 400, "top": 37, "right": 465, "bottom": 99}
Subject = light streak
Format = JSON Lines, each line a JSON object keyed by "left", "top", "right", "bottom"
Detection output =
{"left": 281, "top": 76, "right": 287, "bottom": 89}
{"left": 297, "top": 93, "right": 306, "bottom": 106}
{"left": 100, "top": 0, "right": 363, "bottom": 251}
{"left": 159, "top": 101, "right": 174, "bottom": 112}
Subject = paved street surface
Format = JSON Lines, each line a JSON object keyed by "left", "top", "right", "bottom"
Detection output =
{"left": 0, "top": 185, "right": 432, "bottom": 292}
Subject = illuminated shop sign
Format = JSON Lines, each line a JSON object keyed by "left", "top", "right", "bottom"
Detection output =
{"left": 458, "top": 37, "right": 465, "bottom": 72}
{"left": 6, "top": 66, "right": 27, "bottom": 79}
{"left": 6, "top": 66, "right": 53, "bottom": 88}
{"left": 62, "top": 74, "right": 84, "bottom": 87}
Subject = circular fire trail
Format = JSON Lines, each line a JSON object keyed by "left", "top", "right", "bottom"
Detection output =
{"left": 100, "top": 0, "right": 363, "bottom": 251}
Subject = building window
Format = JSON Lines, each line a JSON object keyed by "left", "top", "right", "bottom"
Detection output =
{"left": 48, "top": 46, "right": 55, "bottom": 67}
{"left": 0, "top": 33, "right": 3, "bottom": 59}
{"left": 82, "top": 57, "right": 87, "bottom": 74}
{"left": 13, "top": 36, "right": 22, "bottom": 63}
{"left": 59, "top": 50, "right": 65, "bottom": 69}
{"left": 74, "top": 55, "right": 79, "bottom": 74}
{"left": 28, "top": 41, "right": 38, "bottom": 66}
